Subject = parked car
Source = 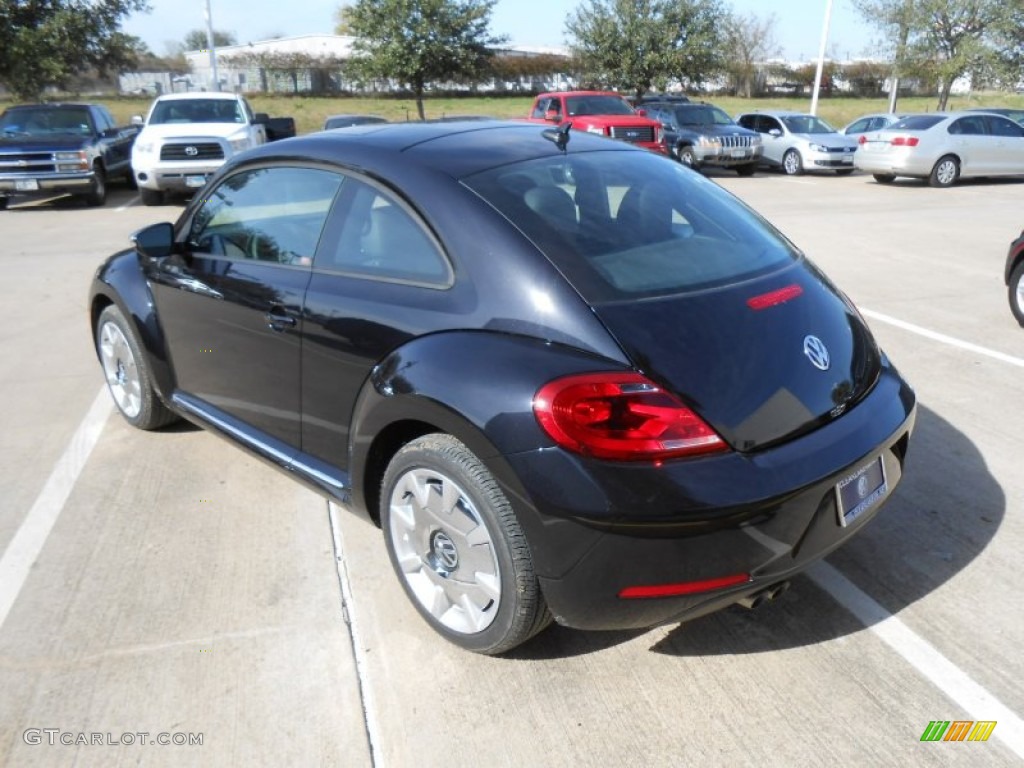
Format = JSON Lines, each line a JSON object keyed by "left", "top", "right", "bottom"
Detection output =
{"left": 0, "top": 103, "right": 138, "bottom": 209}
{"left": 633, "top": 93, "right": 691, "bottom": 107}
{"left": 323, "top": 114, "right": 388, "bottom": 130}
{"left": 966, "top": 108, "right": 1024, "bottom": 126}
{"left": 89, "top": 122, "right": 916, "bottom": 654}
{"left": 736, "top": 111, "right": 858, "bottom": 175}
{"left": 841, "top": 113, "right": 905, "bottom": 137}
{"left": 131, "top": 92, "right": 292, "bottom": 205}
{"left": 855, "top": 112, "right": 1024, "bottom": 187}
{"left": 525, "top": 91, "right": 665, "bottom": 154}
{"left": 1006, "top": 229, "right": 1024, "bottom": 326}
{"left": 643, "top": 101, "right": 762, "bottom": 175}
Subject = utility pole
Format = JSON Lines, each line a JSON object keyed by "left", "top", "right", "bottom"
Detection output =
{"left": 204, "top": 0, "right": 219, "bottom": 91}
{"left": 810, "top": 0, "right": 834, "bottom": 115}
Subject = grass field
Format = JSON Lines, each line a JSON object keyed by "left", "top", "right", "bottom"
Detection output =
{"left": 5, "top": 91, "right": 1024, "bottom": 136}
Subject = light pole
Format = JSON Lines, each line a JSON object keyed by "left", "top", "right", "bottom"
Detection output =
{"left": 204, "top": 0, "right": 220, "bottom": 91}
{"left": 809, "top": 0, "right": 834, "bottom": 115}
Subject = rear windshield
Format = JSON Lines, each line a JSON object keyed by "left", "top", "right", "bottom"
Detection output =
{"left": 889, "top": 115, "right": 943, "bottom": 131}
{"left": 463, "top": 150, "right": 798, "bottom": 303}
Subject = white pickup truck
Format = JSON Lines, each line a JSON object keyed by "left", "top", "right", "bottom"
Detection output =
{"left": 131, "top": 92, "right": 291, "bottom": 205}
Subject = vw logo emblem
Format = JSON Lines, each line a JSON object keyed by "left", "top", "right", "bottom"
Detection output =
{"left": 184, "top": 145, "right": 199, "bottom": 157}
{"left": 803, "top": 335, "right": 830, "bottom": 371}
{"left": 431, "top": 531, "right": 459, "bottom": 571}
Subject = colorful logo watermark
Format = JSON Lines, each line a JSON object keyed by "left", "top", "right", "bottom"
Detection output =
{"left": 920, "top": 720, "right": 997, "bottom": 742}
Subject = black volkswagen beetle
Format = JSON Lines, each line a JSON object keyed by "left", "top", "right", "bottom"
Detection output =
{"left": 89, "top": 122, "right": 916, "bottom": 654}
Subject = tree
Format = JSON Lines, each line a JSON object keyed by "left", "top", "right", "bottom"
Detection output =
{"left": 0, "top": 0, "right": 148, "bottom": 100}
{"left": 565, "top": 0, "right": 729, "bottom": 101}
{"left": 853, "top": 0, "right": 1021, "bottom": 110}
{"left": 183, "top": 29, "right": 237, "bottom": 51}
{"left": 338, "top": 0, "right": 507, "bottom": 120}
{"left": 723, "top": 12, "right": 782, "bottom": 97}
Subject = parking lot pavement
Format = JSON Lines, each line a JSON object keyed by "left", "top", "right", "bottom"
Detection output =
{"left": 2, "top": 174, "right": 1023, "bottom": 766}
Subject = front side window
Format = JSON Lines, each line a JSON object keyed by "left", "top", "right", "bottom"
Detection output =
{"left": 188, "top": 166, "right": 343, "bottom": 265}
{"left": 986, "top": 116, "right": 1024, "bottom": 138}
{"left": 464, "top": 150, "right": 798, "bottom": 303}
{"left": 317, "top": 177, "right": 451, "bottom": 286}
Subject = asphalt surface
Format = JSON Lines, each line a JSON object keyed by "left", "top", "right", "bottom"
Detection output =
{"left": 1, "top": 167, "right": 1022, "bottom": 767}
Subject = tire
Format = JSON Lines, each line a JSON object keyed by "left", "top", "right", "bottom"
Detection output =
{"left": 677, "top": 145, "right": 699, "bottom": 170}
{"left": 835, "top": 168, "right": 854, "bottom": 176}
{"left": 140, "top": 187, "right": 163, "bottom": 206}
{"left": 1009, "top": 260, "right": 1024, "bottom": 327}
{"left": 873, "top": 174, "right": 896, "bottom": 184}
{"left": 782, "top": 149, "right": 803, "bottom": 175}
{"left": 735, "top": 163, "right": 757, "bottom": 177}
{"left": 95, "top": 305, "right": 178, "bottom": 430}
{"left": 929, "top": 155, "right": 959, "bottom": 188}
{"left": 83, "top": 164, "right": 107, "bottom": 207}
{"left": 381, "top": 434, "right": 551, "bottom": 654}
{"left": 0, "top": 197, "right": 8, "bottom": 211}
{"left": 124, "top": 169, "right": 137, "bottom": 189}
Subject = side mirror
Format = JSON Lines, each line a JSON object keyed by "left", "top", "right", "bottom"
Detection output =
{"left": 635, "top": 108, "right": 647, "bottom": 116}
{"left": 768, "top": 128, "right": 782, "bottom": 137}
{"left": 132, "top": 222, "right": 175, "bottom": 260}
{"left": 544, "top": 109, "right": 561, "bottom": 122}
{"left": 130, "top": 115, "right": 144, "bottom": 126}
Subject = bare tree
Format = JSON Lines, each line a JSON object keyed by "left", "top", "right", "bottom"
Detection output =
{"left": 723, "top": 12, "right": 782, "bottom": 97}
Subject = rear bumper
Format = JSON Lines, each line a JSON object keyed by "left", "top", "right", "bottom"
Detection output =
{"left": 502, "top": 359, "right": 916, "bottom": 630}
{"left": 854, "top": 151, "right": 931, "bottom": 177}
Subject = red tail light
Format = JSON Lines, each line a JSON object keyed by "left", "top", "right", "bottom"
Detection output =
{"left": 533, "top": 372, "right": 727, "bottom": 461}
{"left": 891, "top": 136, "right": 919, "bottom": 147}
{"left": 619, "top": 572, "right": 751, "bottom": 599}
{"left": 858, "top": 134, "right": 867, "bottom": 144}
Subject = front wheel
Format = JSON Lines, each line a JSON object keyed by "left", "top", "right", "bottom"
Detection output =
{"left": 83, "top": 165, "right": 107, "bottom": 206}
{"left": 95, "top": 305, "right": 178, "bottom": 430}
{"left": 1009, "top": 260, "right": 1024, "bottom": 327}
{"left": 929, "top": 155, "right": 959, "bottom": 188}
{"left": 677, "top": 146, "right": 699, "bottom": 170}
{"left": 381, "top": 434, "right": 551, "bottom": 654}
{"left": 782, "top": 149, "right": 803, "bottom": 176}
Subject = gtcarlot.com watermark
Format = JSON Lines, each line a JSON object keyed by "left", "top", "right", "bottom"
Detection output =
{"left": 23, "top": 729, "right": 203, "bottom": 747}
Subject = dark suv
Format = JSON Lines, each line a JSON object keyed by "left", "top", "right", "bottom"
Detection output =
{"left": 645, "top": 101, "right": 763, "bottom": 175}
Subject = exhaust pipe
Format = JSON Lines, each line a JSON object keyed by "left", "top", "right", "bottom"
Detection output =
{"left": 737, "top": 580, "right": 791, "bottom": 610}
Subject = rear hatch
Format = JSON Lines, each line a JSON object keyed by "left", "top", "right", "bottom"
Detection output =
{"left": 593, "top": 264, "right": 880, "bottom": 452}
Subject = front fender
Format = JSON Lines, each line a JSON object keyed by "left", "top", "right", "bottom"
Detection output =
{"left": 89, "top": 249, "right": 175, "bottom": 402}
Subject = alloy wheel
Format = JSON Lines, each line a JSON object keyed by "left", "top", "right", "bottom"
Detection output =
{"left": 99, "top": 320, "right": 142, "bottom": 418}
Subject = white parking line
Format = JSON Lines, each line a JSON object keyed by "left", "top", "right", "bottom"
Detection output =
{"left": 0, "top": 387, "right": 111, "bottom": 630}
{"left": 862, "top": 308, "right": 1024, "bottom": 368}
{"left": 810, "top": 562, "right": 1024, "bottom": 759}
{"left": 116, "top": 196, "right": 139, "bottom": 212}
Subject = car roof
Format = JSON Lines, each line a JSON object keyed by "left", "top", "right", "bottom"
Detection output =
{"left": 153, "top": 92, "right": 240, "bottom": 101}
{"left": 537, "top": 90, "right": 625, "bottom": 99}
{"left": 739, "top": 110, "right": 814, "bottom": 118}
{"left": 244, "top": 120, "right": 641, "bottom": 179}
{"left": 4, "top": 102, "right": 97, "bottom": 110}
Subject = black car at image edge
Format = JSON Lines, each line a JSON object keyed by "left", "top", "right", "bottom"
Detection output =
{"left": 88, "top": 121, "right": 917, "bottom": 654}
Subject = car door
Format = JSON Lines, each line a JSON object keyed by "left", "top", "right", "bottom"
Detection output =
{"left": 985, "top": 115, "right": 1024, "bottom": 175}
{"left": 144, "top": 165, "right": 343, "bottom": 449}
{"left": 946, "top": 115, "right": 991, "bottom": 174}
{"left": 300, "top": 174, "right": 454, "bottom": 476}
{"left": 755, "top": 115, "right": 786, "bottom": 165}
{"left": 92, "top": 106, "right": 132, "bottom": 173}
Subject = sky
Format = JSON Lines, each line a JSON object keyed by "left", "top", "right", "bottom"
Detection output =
{"left": 122, "top": 0, "right": 877, "bottom": 63}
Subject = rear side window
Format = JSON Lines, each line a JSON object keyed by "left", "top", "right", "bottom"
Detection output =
{"left": 463, "top": 150, "right": 798, "bottom": 303}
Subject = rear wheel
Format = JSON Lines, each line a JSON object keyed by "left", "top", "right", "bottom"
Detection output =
{"left": 0, "top": 197, "right": 7, "bottom": 210}
{"left": 873, "top": 174, "right": 896, "bottom": 184}
{"left": 381, "top": 434, "right": 551, "bottom": 654}
{"left": 782, "top": 149, "right": 803, "bottom": 176}
{"left": 95, "top": 305, "right": 178, "bottom": 430}
{"left": 929, "top": 155, "right": 959, "bottom": 188}
{"left": 677, "top": 146, "right": 699, "bottom": 170}
{"left": 1009, "top": 260, "right": 1024, "bottom": 327}
{"left": 735, "top": 163, "right": 757, "bottom": 177}
{"left": 83, "top": 164, "right": 106, "bottom": 206}
{"left": 140, "top": 187, "right": 163, "bottom": 206}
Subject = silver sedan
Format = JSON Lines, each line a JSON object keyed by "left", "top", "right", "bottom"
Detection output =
{"left": 854, "top": 111, "right": 1024, "bottom": 187}
{"left": 736, "top": 111, "right": 858, "bottom": 176}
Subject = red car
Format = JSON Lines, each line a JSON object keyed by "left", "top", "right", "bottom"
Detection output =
{"left": 526, "top": 91, "right": 665, "bottom": 154}
{"left": 1007, "top": 230, "right": 1024, "bottom": 326}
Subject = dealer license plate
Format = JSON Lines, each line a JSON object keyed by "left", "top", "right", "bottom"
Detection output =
{"left": 835, "top": 455, "right": 887, "bottom": 526}
{"left": 185, "top": 174, "right": 207, "bottom": 188}
{"left": 731, "top": 149, "right": 748, "bottom": 158}
{"left": 15, "top": 179, "right": 39, "bottom": 191}
{"left": 841, "top": 156, "right": 854, "bottom": 164}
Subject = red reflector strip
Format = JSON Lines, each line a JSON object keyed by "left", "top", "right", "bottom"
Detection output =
{"left": 746, "top": 284, "right": 803, "bottom": 310}
{"left": 619, "top": 573, "right": 751, "bottom": 599}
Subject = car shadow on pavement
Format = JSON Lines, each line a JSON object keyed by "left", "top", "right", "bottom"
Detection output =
{"left": 514, "top": 403, "right": 1003, "bottom": 659}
